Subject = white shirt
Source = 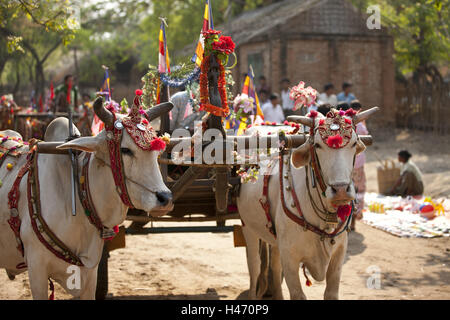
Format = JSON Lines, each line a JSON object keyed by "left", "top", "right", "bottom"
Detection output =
{"left": 281, "top": 89, "right": 294, "bottom": 111}
{"left": 318, "top": 92, "right": 338, "bottom": 106}
{"left": 262, "top": 102, "right": 285, "bottom": 124}
{"left": 401, "top": 161, "right": 423, "bottom": 182}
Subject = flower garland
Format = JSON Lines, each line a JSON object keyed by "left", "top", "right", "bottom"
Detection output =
{"left": 199, "top": 55, "right": 229, "bottom": 117}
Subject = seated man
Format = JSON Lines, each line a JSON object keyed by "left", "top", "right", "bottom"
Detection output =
{"left": 390, "top": 150, "right": 424, "bottom": 197}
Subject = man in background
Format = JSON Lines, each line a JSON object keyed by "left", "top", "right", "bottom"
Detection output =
{"left": 259, "top": 89, "right": 269, "bottom": 107}
{"left": 318, "top": 83, "right": 338, "bottom": 106}
{"left": 389, "top": 150, "right": 424, "bottom": 197}
{"left": 257, "top": 75, "right": 271, "bottom": 96}
{"left": 262, "top": 93, "right": 284, "bottom": 124}
{"left": 280, "top": 78, "right": 295, "bottom": 117}
{"left": 53, "top": 74, "right": 79, "bottom": 113}
{"left": 337, "top": 82, "right": 356, "bottom": 103}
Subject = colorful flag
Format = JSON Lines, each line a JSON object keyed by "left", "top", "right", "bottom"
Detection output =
{"left": 234, "top": 66, "right": 264, "bottom": 135}
{"left": 191, "top": 0, "right": 214, "bottom": 66}
{"left": 244, "top": 67, "right": 263, "bottom": 120}
{"left": 99, "top": 66, "right": 111, "bottom": 101}
{"left": 91, "top": 67, "right": 111, "bottom": 135}
{"left": 158, "top": 21, "right": 170, "bottom": 74}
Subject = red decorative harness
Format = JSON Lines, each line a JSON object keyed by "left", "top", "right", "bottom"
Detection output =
{"left": 259, "top": 150, "right": 352, "bottom": 244}
{"left": 104, "top": 112, "right": 135, "bottom": 208}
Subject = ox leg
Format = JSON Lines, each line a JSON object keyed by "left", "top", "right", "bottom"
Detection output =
{"left": 28, "top": 265, "right": 50, "bottom": 300}
{"left": 79, "top": 268, "right": 98, "bottom": 300}
{"left": 269, "top": 246, "right": 284, "bottom": 300}
{"left": 280, "top": 249, "right": 306, "bottom": 300}
{"left": 242, "top": 227, "right": 261, "bottom": 300}
{"left": 324, "top": 244, "right": 346, "bottom": 300}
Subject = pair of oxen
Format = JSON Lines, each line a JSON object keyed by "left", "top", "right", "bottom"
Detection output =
{"left": 0, "top": 96, "right": 378, "bottom": 299}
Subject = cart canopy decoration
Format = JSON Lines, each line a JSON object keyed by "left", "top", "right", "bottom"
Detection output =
{"left": 199, "top": 29, "right": 235, "bottom": 117}
{"left": 289, "top": 81, "right": 317, "bottom": 111}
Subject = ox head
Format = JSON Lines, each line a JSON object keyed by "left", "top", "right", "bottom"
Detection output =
{"left": 288, "top": 107, "right": 378, "bottom": 208}
{"left": 58, "top": 96, "right": 174, "bottom": 217}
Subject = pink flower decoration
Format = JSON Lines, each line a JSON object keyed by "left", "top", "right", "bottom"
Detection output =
{"left": 327, "top": 134, "right": 343, "bottom": 148}
{"left": 345, "top": 108, "right": 357, "bottom": 117}
{"left": 150, "top": 137, "right": 166, "bottom": 151}
{"left": 308, "top": 110, "right": 318, "bottom": 118}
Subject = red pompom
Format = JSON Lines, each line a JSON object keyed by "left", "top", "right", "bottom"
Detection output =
{"left": 345, "top": 108, "right": 357, "bottom": 117}
{"left": 337, "top": 204, "right": 352, "bottom": 222}
{"left": 142, "top": 118, "right": 149, "bottom": 125}
{"left": 283, "top": 120, "right": 289, "bottom": 125}
{"left": 271, "top": 122, "right": 277, "bottom": 126}
{"left": 306, "top": 279, "right": 312, "bottom": 287}
{"left": 308, "top": 110, "right": 318, "bottom": 118}
{"left": 135, "top": 89, "right": 143, "bottom": 96}
{"left": 326, "top": 134, "right": 343, "bottom": 148}
{"left": 113, "top": 225, "right": 119, "bottom": 234}
{"left": 319, "top": 119, "right": 325, "bottom": 126}
{"left": 345, "top": 118, "right": 352, "bottom": 125}
{"left": 150, "top": 137, "right": 166, "bottom": 151}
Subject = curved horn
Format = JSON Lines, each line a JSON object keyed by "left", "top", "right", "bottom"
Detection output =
{"left": 146, "top": 102, "right": 174, "bottom": 122}
{"left": 287, "top": 115, "right": 314, "bottom": 128}
{"left": 354, "top": 107, "right": 379, "bottom": 124}
{"left": 93, "top": 97, "right": 113, "bottom": 127}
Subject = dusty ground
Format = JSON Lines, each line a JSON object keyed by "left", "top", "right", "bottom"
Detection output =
{"left": 1, "top": 129, "right": 449, "bottom": 300}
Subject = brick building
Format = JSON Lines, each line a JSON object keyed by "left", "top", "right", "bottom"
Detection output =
{"left": 220, "top": 0, "right": 395, "bottom": 113}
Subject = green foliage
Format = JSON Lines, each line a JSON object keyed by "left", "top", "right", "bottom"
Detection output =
{"left": 0, "top": 0, "right": 78, "bottom": 50}
{"left": 353, "top": 0, "right": 449, "bottom": 75}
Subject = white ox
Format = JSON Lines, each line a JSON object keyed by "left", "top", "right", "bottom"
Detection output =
{"left": 0, "top": 98, "right": 173, "bottom": 299}
{"left": 237, "top": 107, "right": 378, "bottom": 300}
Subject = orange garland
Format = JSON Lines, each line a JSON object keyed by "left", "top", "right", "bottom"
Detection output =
{"left": 199, "top": 54, "right": 229, "bottom": 117}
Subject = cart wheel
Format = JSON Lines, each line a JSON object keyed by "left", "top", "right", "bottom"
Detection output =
{"left": 96, "top": 245, "right": 109, "bottom": 300}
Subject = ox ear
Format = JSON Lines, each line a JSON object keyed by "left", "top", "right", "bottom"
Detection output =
{"left": 356, "top": 139, "right": 366, "bottom": 155}
{"left": 291, "top": 143, "right": 310, "bottom": 169}
{"left": 57, "top": 135, "right": 102, "bottom": 153}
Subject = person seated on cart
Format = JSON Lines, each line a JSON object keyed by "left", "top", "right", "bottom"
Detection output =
{"left": 169, "top": 84, "right": 205, "bottom": 132}
{"left": 389, "top": 150, "right": 424, "bottom": 197}
{"left": 52, "top": 74, "right": 79, "bottom": 113}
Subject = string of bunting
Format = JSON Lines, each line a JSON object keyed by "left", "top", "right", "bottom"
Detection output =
{"left": 159, "top": 66, "right": 201, "bottom": 88}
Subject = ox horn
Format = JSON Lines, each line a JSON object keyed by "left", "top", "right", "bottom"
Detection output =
{"left": 93, "top": 97, "right": 113, "bottom": 127}
{"left": 146, "top": 102, "right": 174, "bottom": 121}
{"left": 287, "top": 115, "right": 314, "bottom": 128}
{"left": 354, "top": 107, "right": 379, "bottom": 124}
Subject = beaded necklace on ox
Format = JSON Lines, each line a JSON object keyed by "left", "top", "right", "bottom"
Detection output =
{"left": 259, "top": 109, "right": 359, "bottom": 245}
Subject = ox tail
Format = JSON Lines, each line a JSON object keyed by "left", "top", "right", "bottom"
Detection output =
{"left": 256, "top": 240, "right": 269, "bottom": 298}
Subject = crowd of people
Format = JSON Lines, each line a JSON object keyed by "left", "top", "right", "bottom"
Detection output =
{"left": 257, "top": 77, "right": 360, "bottom": 123}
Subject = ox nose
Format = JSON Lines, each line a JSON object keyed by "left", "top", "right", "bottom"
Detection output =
{"left": 156, "top": 191, "right": 172, "bottom": 207}
{"left": 330, "top": 184, "right": 353, "bottom": 203}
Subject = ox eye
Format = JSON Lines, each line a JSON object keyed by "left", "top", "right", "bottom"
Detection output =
{"left": 121, "top": 148, "right": 134, "bottom": 156}
{"left": 314, "top": 143, "right": 321, "bottom": 149}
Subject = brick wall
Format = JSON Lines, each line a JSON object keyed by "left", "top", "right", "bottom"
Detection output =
{"left": 231, "top": 0, "right": 395, "bottom": 120}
